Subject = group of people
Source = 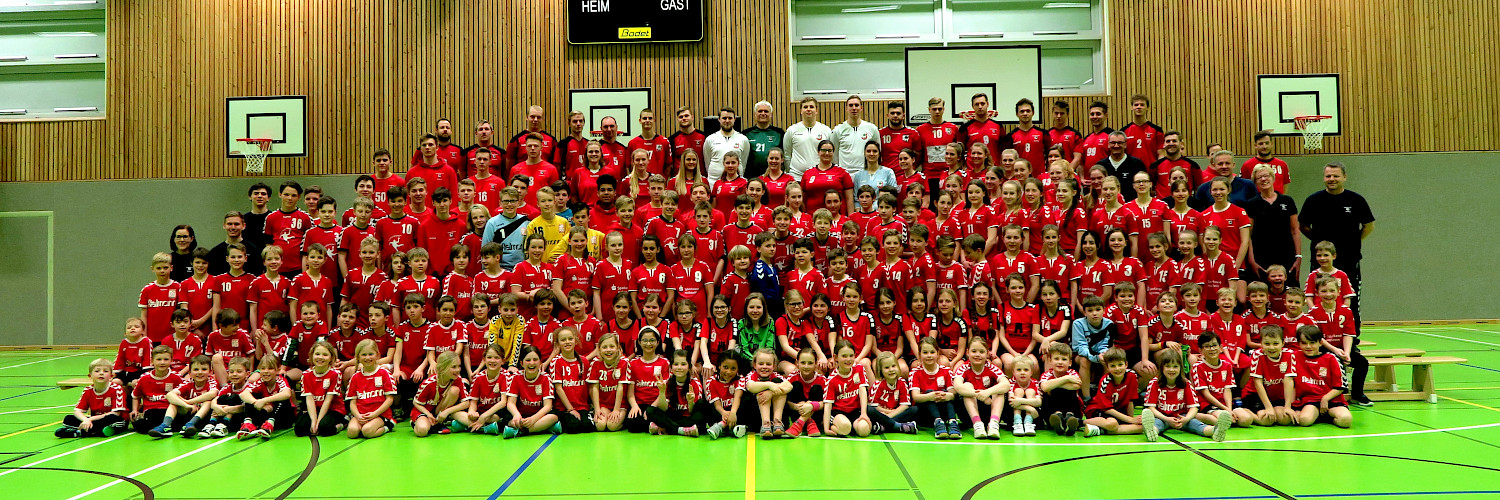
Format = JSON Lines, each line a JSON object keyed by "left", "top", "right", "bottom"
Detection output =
{"left": 62, "top": 93, "right": 1376, "bottom": 444}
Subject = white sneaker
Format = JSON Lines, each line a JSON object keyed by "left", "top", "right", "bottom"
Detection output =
{"left": 1142, "top": 411, "right": 1159, "bottom": 442}
{"left": 1212, "top": 411, "right": 1232, "bottom": 442}
{"left": 986, "top": 420, "right": 1001, "bottom": 439}
{"left": 732, "top": 425, "right": 747, "bottom": 438}
{"left": 1084, "top": 424, "right": 1102, "bottom": 437}
{"left": 972, "top": 422, "right": 987, "bottom": 439}
{"left": 1024, "top": 422, "right": 1037, "bottom": 436}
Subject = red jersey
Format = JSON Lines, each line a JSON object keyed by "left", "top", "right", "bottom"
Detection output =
{"left": 178, "top": 378, "right": 220, "bottom": 403}
{"left": 824, "top": 364, "right": 870, "bottom": 413}
{"left": 205, "top": 328, "right": 254, "bottom": 360}
{"left": 627, "top": 356, "right": 670, "bottom": 405}
{"left": 1200, "top": 204, "right": 1251, "bottom": 259}
{"left": 138, "top": 281, "right": 180, "bottom": 342}
{"left": 418, "top": 214, "right": 467, "bottom": 275}
{"left": 1121, "top": 121, "right": 1164, "bottom": 165}
{"left": 300, "top": 367, "right": 344, "bottom": 410}
{"left": 672, "top": 259, "right": 714, "bottom": 315}
{"left": 1105, "top": 304, "right": 1150, "bottom": 352}
{"left": 667, "top": 130, "right": 708, "bottom": 176}
{"left": 414, "top": 374, "right": 471, "bottom": 414}
{"left": 776, "top": 315, "right": 820, "bottom": 353}
{"left": 508, "top": 161, "right": 561, "bottom": 207}
{"left": 347, "top": 367, "right": 396, "bottom": 418}
{"left": 869, "top": 377, "right": 911, "bottom": 410}
{"left": 915, "top": 122, "right": 960, "bottom": 178}
{"left": 342, "top": 268, "right": 390, "bottom": 323}
{"left": 1173, "top": 310, "right": 1211, "bottom": 352}
{"left": 720, "top": 223, "right": 762, "bottom": 257}
{"left": 953, "top": 362, "right": 1006, "bottom": 392}
{"left": 1249, "top": 349, "right": 1297, "bottom": 402}
{"left": 510, "top": 260, "right": 555, "bottom": 316}
{"left": 958, "top": 119, "right": 1007, "bottom": 163}
{"left": 1047, "top": 126, "right": 1082, "bottom": 163}
{"left": 132, "top": 371, "right": 183, "bottom": 411}
{"left": 1240, "top": 309, "right": 1285, "bottom": 346}
{"left": 337, "top": 223, "right": 379, "bottom": 273}
{"left": 161, "top": 333, "right": 203, "bottom": 373}
{"left": 1144, "top": 377, "right": 1199, "bottom": 417}
{"left": 177, "top": 276, "right": 214, "bottom": 331}
{"left": 586, "top": 358, "right": 630, "bottom": 410}
{"left": 1307, "top": 268, "right": 1357, "bottom": 307}
{"left": 932, "top": 260, "right": 969, "bottom": 297}
{"left": 929, "top": 314, "right": 968, "bottom": 352}
{"left": 506, "top": 130, "right": 557, "bottom": 168}
{"left": 720, "top": 272, "right": 752, "bottom": 319}
{"left": 1110, "top": 257, "right": 1146, "bottom": 291}
{"left": 644, "top": 216, "right": 691, "bottom": 265}
{"left": 784, "top": 267, "right": 825, "bottom": 307}
{"left": 1146, "top": 314, "right": 1177, "bottom": 346}
{"left": 303, "top": 224, "right": 343, "bottom": 279}
{"left": 113, "top": 336, "right": 152, "bottom": 373}
{"left": 410, "top": 142, "right": 464, "bottom": 181}
{"left": 1191, "top": 357, "right": 1237, "bottom": 408}
{"left": 1085, "top": 370, "right": 1140, "bottom": 416}
{"left": 555, "top": 254, "right": 596, "bottom": 298}
{"left": 1039, "top": 305, "right": 1072, "bottom": 341}
{"left": 523, "top": 319, "right": 558, "bottom": 361}
{"left": 288, "top": 274, "right": 335, "bottom": 316}
{"left": 632, "top": 263, "right": 673, "bottom": 302}
{"left": 76, "top": 381, "right": 128, "bottom": 417}
{"left": 1206, "top": 311, "right": 1249, "bottom": 358}
{"left": 554, "top": 136, "right": 592, "bottom": 178}
{"left": 1283, "top": 313, "right": 1316, "bottom": 345}
{"left": 549, "top": 355, "right": 591, "bottom": 410}
{"left": 469, "top": 174, "right": 507, "bottom": 215}
{"left": 627, "top": 134, "right": 672, "bottom": 176}
{"left": 1150, "top": 157, "right": 1201, "bottom": 199}
{"left": 1309, "top": 305, "right": 1357, "bottom": 347}
{"left": 591, "top": 258, "right": 634, "bottom": 323}
{"left": 472, "top": 269, "right": 509, "bottom": 300}
{"left": 690, "top": 228, "right": 724, "bottom": 272}
{"left": 424, "top": 319, "right": 468, "bottom": 358}
{"left": 1294, "top": 351, "right": 1346, "bottom": 406}
{"left": 371, "top": 173, "right": 406, "bottom": 211}
{"left": 1000, "top": 301, "right": 1039, "bottom": 353}
{"left": 1163, "top": 207, "right": 1204, "bottom": 244}
{"left": 907, "top": 364, "right": 953, "bottom": 394}
{"left": 1176, "top": 256, "right": 1208, "bottom": 289}
{"left": 374, "top": 214, "right": 422, "bottom": 263}
{"left": 469, "top": 369, "right": 509, "bottom": 411}
{"left": 800, "top": 167, "right": 854, "bottom": 214}
{"left": 1201, "top": 252, "right": 1237, "bottom": 300}
{"left": 1143, "top": 259, "right": 1178, "bottom": 309}
{"left": 1071, "top": 258, "right": 1113, "bottom": 302}
{"left": 395, "top": 320, "right": 430, "bottom": 374}
{"left": 988, "top": 252, "right": 1036, "bottom": 291}
{"left": 1009, "top": 126, "right": 1048, "bottom": 171}
{"left": 833, "top": 311, "right": 876, "bottom": 355}
{"left": 211, "top": 272, "right": 256, "bottom": 328}
{"left": 265, "top": 209, "right": 313, "bottom": 273}
{"left": 1034, "top": 253, "right": 1074, "bottom": 300}
{"left": 393, "top": 276, "right": 442, "bottom": 321}
{"left": 1079, "top": 128, "right": 1113, "bottom": 167}
{"left": 709, "top": 177, "right": 748, "bottom": 218}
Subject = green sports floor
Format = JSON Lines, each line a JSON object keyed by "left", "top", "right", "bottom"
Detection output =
{"left": 1, "top": 325, "right": 1499, "bottom": 500}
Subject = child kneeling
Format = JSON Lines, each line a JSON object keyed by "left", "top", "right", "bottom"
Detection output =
{"left": 1141, "top": 348, "right": 1231, "bottom": 442}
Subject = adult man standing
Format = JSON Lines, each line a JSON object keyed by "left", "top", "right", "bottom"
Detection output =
{"left": 411, "top": 118, "right": 466, "bottom": 178}
{"left": 1048, "top": 101, "right": 1083, "bottom": 171}
{"left": 1080, "top": 101, "right": 1114, "bottom": 169}
{"left": 461, "top": 120, "right": 504, "bottom": 182}
{"left": 1148, "top": 131, "right": 1199, "bottom": 199}
{"left": 915, "top": 97, "right": 959, "bottom": 195}
{"left": 1241, "top": 130, "right": 1291, "bottom": 194}
{"left": 598, "top": 116, "right": 629, "bottom": 174}
{"left": 668, "top": 106, "right": 707, "bottom": 177}
{"left": 1008, "top": 98, "right": 1047, "bottom": 171}
{"left": 879, "top": 102, "right": 918, "bottom": 171}
{"left": 956, "top": 93, "right": 1007, "bottom": 163}
{"left": 1192, "top": 150, "right": 1255, "bottom": 209}
{"left": 1121, "top": 95, "right": 1164, "bottom": 165}
{"left": 1095, "top": 131, "right": 1149, "bottom": 200}
{"left": 704, "top": 108, "right": 751, "bottom": 183}
{"left": 407, "top": 134, "right": 459, "bottom": 201}
{"left": 782, "top": 97, "right": 832, "bottom": 178}
{"left": 831, "top": 95, "right": 880, "bottom": 174}
{"left": 554, "top": 111, "right": 590, "bottom": 176}
{"left": 506, "top": 105, "right": 557, "bottom": 174}
{"left": 207, "top": 211, "right": 265, "bottom": 276}
{"left": 627, "top": 109, "right": 672, "bottom": 176}
{"left": 741, "top": 101, "right": 783, "bottom": 179}
{"left": 1299, "top": 162, "right": 1374, "bottom": 308}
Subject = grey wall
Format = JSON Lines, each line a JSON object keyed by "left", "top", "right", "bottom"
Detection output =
{"left": 2, "top": 152, "right": 1497, "bottom": 345}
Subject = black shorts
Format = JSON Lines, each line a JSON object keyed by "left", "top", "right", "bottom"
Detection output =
{"left": 1298, "top": 402, "right": 1347, "bottom": 413}
{"left": 1124, "top": 349, "right": 1143, "bottom": 368}
{"left": 380, "top": 417, "right": 396, "bottom": 431}
{"left": 116, "top": 369, "right": 148, "bottom": 385}
{"left": 830, "top": 408, "right": 863, "bottom": 422}
{"left": 1241, "top": 396, "right": 1265, "bottom": 413}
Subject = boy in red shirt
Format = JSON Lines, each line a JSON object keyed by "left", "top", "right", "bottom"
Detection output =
{"left": 1080, "top": 348, "right": 1142, "bottom": 437}
{"left": 376, "top": 186, "right": 423, "bottom": 265}
{"left": 265, "top": 181, "right": 312, "bottom": 277}
{"left": 131, "top": 345, "right": 182, "bottom": 435}
{"left": 1245, "top": 325, "right": 1297, "bottom": 426}
{"left": 289, "top": 244, "right": 336, "bottom": 323}
{"left": 420, "top": 188, "right": 468, "bottom": 275}
{"left": 211, "top": 243, "right": 256, "bottom": 329}
{"left": 1191, "top": 332, "right": 1253, "bottom": 428}
{"left": 114, "top": 318, "right": 152, "bottom": 388}
{"left": 1310, "top": 277, "right": 1368, "bottom": 406}
{"left": 305, "top": 197, "right": 343, "bottom": 288}
{"left": 1293, "top": 326, "right": 1353, "bottom": 428}
{"left": 161, "top": 310, "right": 203, "bottom": 375}
{"left": 139, "top": 252, "right": 180, "bottom": 343}
{"left": 56, "top": 359, "right": 129, "bottom": 438}
{"left": 206, "top": 310, "right": 253, "bottom": 385}
{"left": 162, "top": 355, "right": 219, "bottom": 437}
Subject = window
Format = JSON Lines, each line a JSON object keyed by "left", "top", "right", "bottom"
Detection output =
{"left": 0, "top": 1, "right": 107, "bottom": 121}
{"left": 789, "top": 0, "right": 1107, "bottom": 100}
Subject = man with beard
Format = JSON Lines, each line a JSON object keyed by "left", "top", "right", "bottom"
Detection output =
{"left": 1148, "top": 130, "right": 1200, "bottom": 199}
{"left": 506, "top": 105, "right": 557, "bottom": 176}
{"left": 879, "top": 102, "right": 917, "bottom": 171}
{"left": 411, "top": 118, "right": 466, "bottom": 178}
{"left": 461, "top": 120, "right": 504, "bottom": 182}
{"left": 207, "top": 211, "right": 264, "bottom": 275}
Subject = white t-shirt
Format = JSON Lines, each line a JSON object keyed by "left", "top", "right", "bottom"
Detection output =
{"left": 831, "top": 120, "right": 881, "bottom": 174}
{"left": 782, "top": 121, "right": 833, "bottom": 179}
{"left": 704, "top": 130, "right": 750, "bottom": 183}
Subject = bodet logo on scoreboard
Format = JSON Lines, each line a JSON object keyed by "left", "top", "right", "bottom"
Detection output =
{"left": 619, "top": 27, "right": 651, "bottom": 39}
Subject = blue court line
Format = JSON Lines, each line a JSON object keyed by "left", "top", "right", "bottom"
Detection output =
{"left": 1126, "top": 491, "right": 1500, "bottom": 500}
{"left": 1460, "top": 364, "right": 1500, "bottom": 374}
{"left": 0, "top": 388, "right": 52, "bottom": 402}
{"left": 487, "top": 433, "right": 558, "bottom": 499}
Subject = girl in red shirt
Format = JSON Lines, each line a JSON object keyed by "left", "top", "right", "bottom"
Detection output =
{"left": 999, "top": 274, "right": 1040, "bottom": 375}
{"left": 1142, "top": 348, "right": 1228, "bottom": 442}
{"left": 872, "top": 288, "right": 907, "bottom": 375}
{"left": 589, "top": 334, "right": 630, "bottom": 432}
{"left": 604, "top": 294, "right": 639, "bottom": 358}
{"left": 868, "top": 352, "right": 919, "bottom": 434}
{"left": 548, "top": 327, "right": 593, "bottom": 434}
{"left": 503, "top": 345, "right": 561, "bottom": 438}
{"left": 624, "top": 327, "right": 668, "bottom": 433}
{"left": 822, "top": 339, "right": 873, "bottom": 437}
{"left": 700, "top": 295, "right": 735, "bottom": 369}
{"left": 1199, "top": 227, "right": 1239, "bottom": 304}
{"left": 964, "top": 282, "right": 999, "bottom": 360}
{"left": 902, "top": 288, "right": 932, "bottom": 362}
{"left": 1103, "top": 228, "right": 1146, "bottom": 303}
{"left": 928, "top": 288, "right": 967, "bottom": 365}
{"left": 411, "top": 351, "right": 472, "bottom": 437}
{"left": 631, "top": 236, "right": 674, "bottom": 319}
{"left": 1070, "top": 231, "right": 1112, "bottom": 312}
{"left": 465, "top": 344, "right": 512, "bottom": 435}
{"left": 1037, "top": 280, "right": 1073, "bottom": 352}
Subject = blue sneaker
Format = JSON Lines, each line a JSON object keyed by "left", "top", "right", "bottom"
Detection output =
{"left": 481, "top": 422, "right": 500, "bottom": 435}
{"left": 549, "top": 422, "right": 563, "bottom": 435}
{"left": 502, "top": 426, "right": 519, "bottom": 439}
{"left": 179, "top": 422, "right": 199, "bottom": 438}
{"left": 933, "top": 419, "right": 948, "bottom": 439}
{"left": 147, "top": 423, "right": 173, "bottom": 438}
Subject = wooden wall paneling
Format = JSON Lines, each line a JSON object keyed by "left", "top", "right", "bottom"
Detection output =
{"left": 2, "top": 0, "right": 1498, "bottom": 183}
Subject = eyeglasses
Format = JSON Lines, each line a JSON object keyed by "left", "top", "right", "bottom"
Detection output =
{"left": 787, "top": 301, "right": 804, "bottom": 306}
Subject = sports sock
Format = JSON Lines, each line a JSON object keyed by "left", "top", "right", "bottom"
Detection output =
{"left": 186, "top": 416, "right": 202, "bottom": 427}
{"left": 1023, "top": 414, "right": 1033, "bottom": 425}
{"left": 1013, "top": 414, "right": 1023, "bottom": 427}
{"left": 971, "top": 415, "right": 982, "bottom": 425}
{"left": 160, "top": 415, "right": 174, "bottom": 427}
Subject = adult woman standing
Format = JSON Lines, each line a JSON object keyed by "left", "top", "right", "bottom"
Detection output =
{"left": 852, "top": 141, "right": 897, "bottom": 194}
{"left": 169, "top": 225, "right": 198, "bottom": 282}
{"left": 759, "top": 147, "right": 795, "bottom": 208}
{"left": 801, "top": 140, "right": 854, "bottom": 214}
{"left": 1245, "top": 164, "right": 1300, "bottom": 284}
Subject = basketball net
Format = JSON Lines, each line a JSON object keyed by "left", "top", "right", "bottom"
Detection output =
{"left": 1293, "top": 116, "right": 1330, "bottom": 150}
{"left": 235, "top": 138, "right": 273, "bottom": 173}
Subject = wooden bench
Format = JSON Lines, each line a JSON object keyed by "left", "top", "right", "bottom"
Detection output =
{"left": 1364, "top": 356, "right": 1468, "bottom": 403}
{"left": 1360, "top": 340, "right": 1377, "bottom": 347}
{"left": 57, "top": 377, "right": 91, "bottom": 389}
{"left": 1362, "top": 349, "right": 1427, "bottom": 391}
{"left": 1363, "top": 348, "right": 1425, "bottom": 358}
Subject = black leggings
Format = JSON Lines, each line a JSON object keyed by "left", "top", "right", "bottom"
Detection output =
{"left": 132, "top": 408, "right": 180, "bottom": 434}
{"left": 294, "top": 410, "right": 348, "bottom": 437}
{"left": 866, "top": 405, "right": 917, "bottom": 433}
{"left": 63, "top": 414, "right": 124, "bottom": 436}
{"left": 644, "top": 401, "right": 715, "bottom": 435}
{"left": 1040, "top": 389, "right": 1083, "bottom": 420}
{"left": 553, "top": 409, "right": 595, "bottom": 434}
{"left": 913, "top": 400, "right": 956, "bottom": 427}
{"left": 247, "top": 401, "right": 292, "bottom": 429}
{"left": 1347, "top": 344, "right": 1369, "bottom": 399}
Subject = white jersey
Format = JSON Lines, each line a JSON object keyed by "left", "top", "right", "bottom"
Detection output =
{"left": 704, "top": 130, "right": 751, "bottom": 183}
{"left": 782, "top": 121, "right": 833, "bottom": 179}
{"left": 831, "top": 120, "right": 881, "bottom": 174}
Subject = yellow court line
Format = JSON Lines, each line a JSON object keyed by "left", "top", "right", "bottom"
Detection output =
{"left": 1437, "top": 386, "right": 1500, "bottom": 391}
{"left": 0, "top": 422, "right": 56, "bottom": 441}
{"left": 745, "top": 436, "right": 756, "bottom": 500}
{"left": 1438, "top": 394, "right": 1500, "bottom": 414}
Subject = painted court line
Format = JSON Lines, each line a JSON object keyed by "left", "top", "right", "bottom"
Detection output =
{"left": 745, "top": 436, "right": 755, "bottom": 500}
{"left": 0, "top": 432, "right": 130, "bottom": 479}
{"left": 1456, "top": 327, "right": 1500, "bottom": 336}
{"left": 487, "top": 434, "right": 558, "bottom": 500}
{"left": 830, "top": 421, "right": 1500, "bottom": 447}
{"left": 1388, "top": 328, "right": 1500, "bottom": 348}
{"left": 0, "top": 388, "right": 54, "bottom": 402}
{"left": 0, "top": 354, "right": 87, "bottom": 370}
{"left": 64, "top": 437, "right": 233, "bottom": 500}
{"left": 0, "top": 422, "right": 56, "bottom": 441}
{"left": 0, "top": 404, "right": 68, "bottom": 416}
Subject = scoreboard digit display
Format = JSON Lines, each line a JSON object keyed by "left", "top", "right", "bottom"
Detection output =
{"left": 568, "top": 0, "right": 704, "bottom": 44}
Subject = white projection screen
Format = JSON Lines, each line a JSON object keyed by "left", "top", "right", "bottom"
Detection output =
{"left": 904, "top": 46, "right": 1042, "bottom": 126}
